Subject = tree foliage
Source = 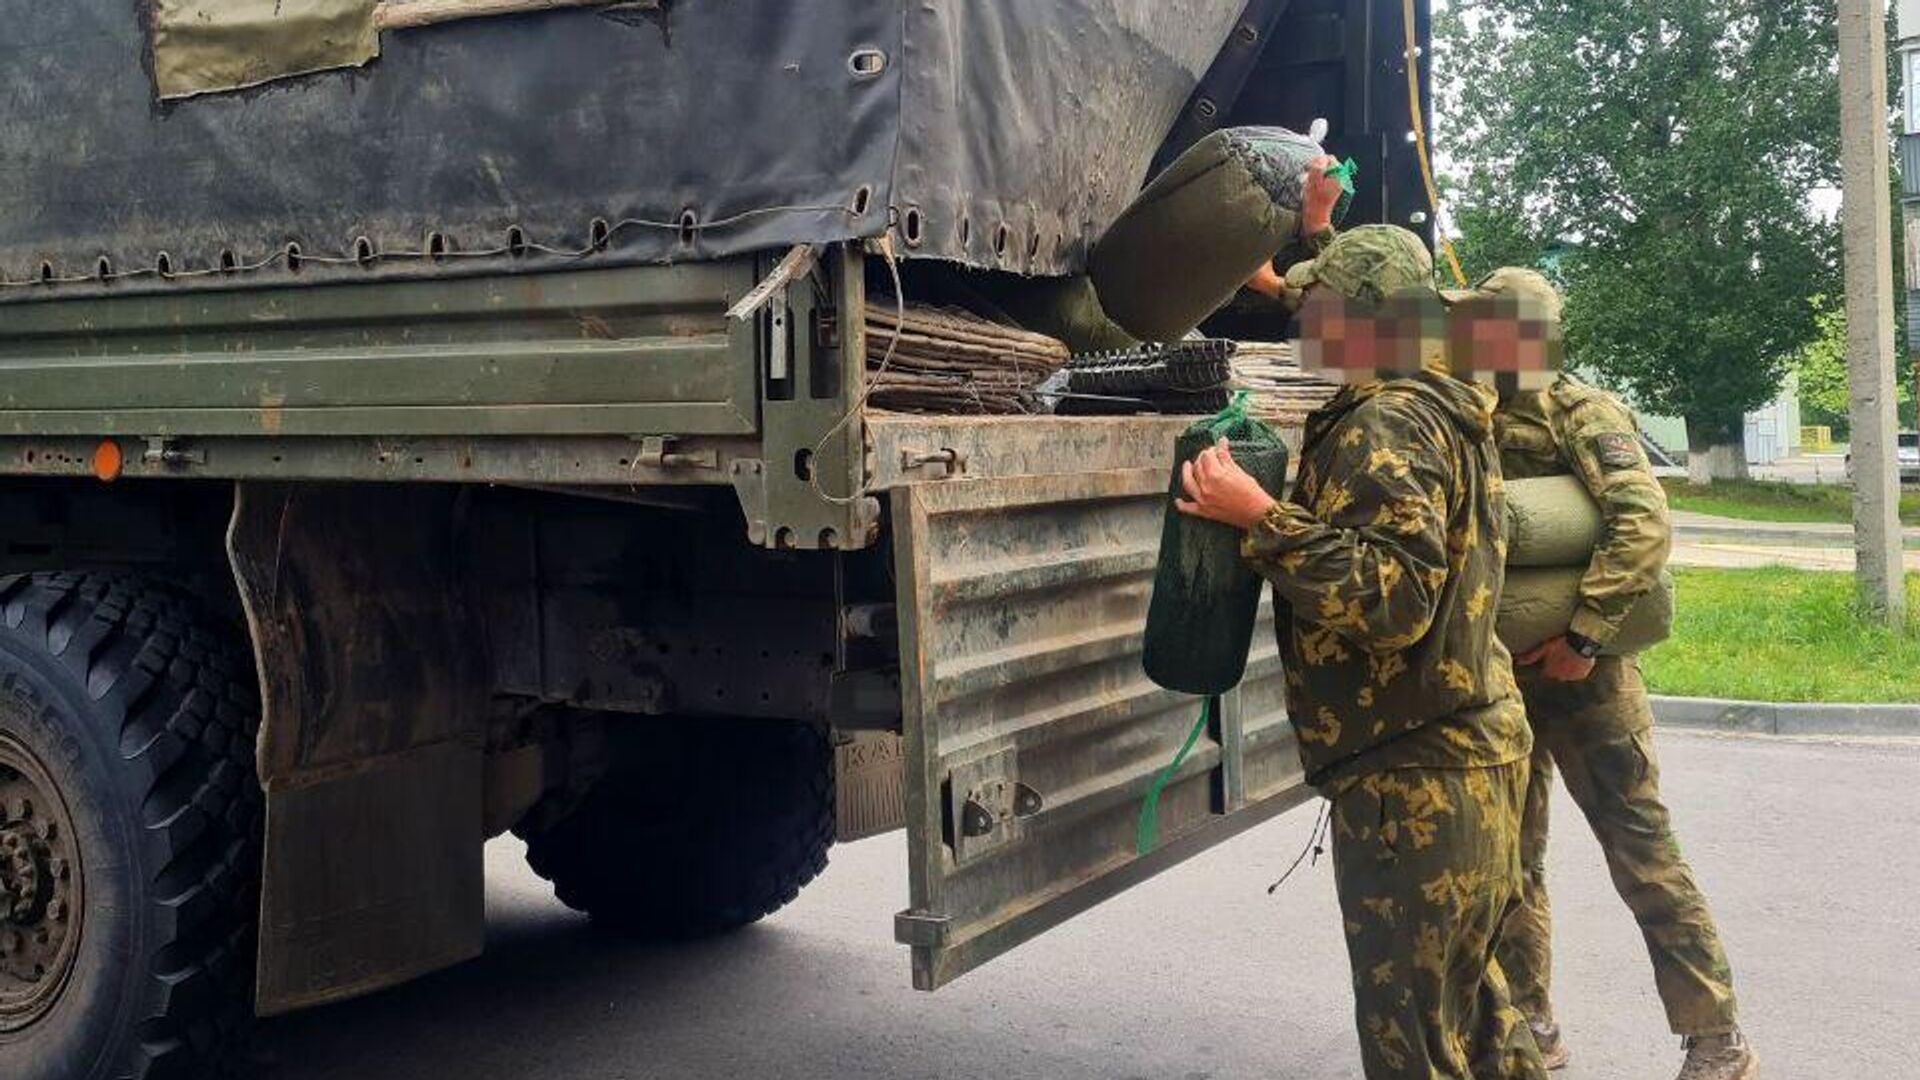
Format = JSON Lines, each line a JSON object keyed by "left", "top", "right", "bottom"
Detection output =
{"left": 1436, "top": 0, "right": 1842, "bottom": 464}
{"left": 1795, "top": 296, "right": 1917, "bottom": 437}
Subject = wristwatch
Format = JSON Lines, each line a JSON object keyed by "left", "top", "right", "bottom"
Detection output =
{"left": 1563, "top": 630, "right": 1603, "bottom": 660}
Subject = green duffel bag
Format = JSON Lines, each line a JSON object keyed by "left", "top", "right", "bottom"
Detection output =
{"left": 1142, "top": 394, "right": 1290, "bottom": 695}
{"left": 977, "top": 274, "right": 1139, "bottom": 355}
{"left": 1090, "top": 127, "right": 1326, "bottom": 343}
{"left": 1505, "top": 475, "right": 1605, "bottom": 568}
{"left": 1497, "top": 567, "right": 1675, "bottom": 656}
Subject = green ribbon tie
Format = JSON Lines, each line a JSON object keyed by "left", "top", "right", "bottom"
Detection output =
{"left": 1135, "top": 697, "right": 1214, "bottom": 856}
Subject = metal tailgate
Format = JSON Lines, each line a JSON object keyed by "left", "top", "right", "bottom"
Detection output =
{"left": 890, "top": 465, "right": 1313, "bottom": 990}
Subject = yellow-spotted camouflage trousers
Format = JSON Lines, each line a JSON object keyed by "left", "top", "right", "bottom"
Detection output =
{"left": 1330, "top": 760, "right": 1546, "bottom": 1080}
{"left": 1497, "top": 657, "right": 1739, "bottom": 1036}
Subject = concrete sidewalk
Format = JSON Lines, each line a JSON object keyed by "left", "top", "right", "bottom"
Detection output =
{"left": 1667, "top": 539, "right": 1920, "bottom": 571}
{"left": 1668, "top": 510, "right": 1920, "bottom": 570}
{"left": 1671, "top": 510, "right": 1920, "bottom": 547}
{"left": 1654, "top": 695, "right": 1920, "bottom": 737}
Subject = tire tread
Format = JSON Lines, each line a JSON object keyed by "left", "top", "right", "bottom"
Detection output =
{"left": 0, "top": 572, "right": 259, "bottom": 1080}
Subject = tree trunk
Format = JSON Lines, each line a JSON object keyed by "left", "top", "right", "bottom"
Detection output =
{"left": 1685, "top": 416, "right": 1750, "bottom": 484}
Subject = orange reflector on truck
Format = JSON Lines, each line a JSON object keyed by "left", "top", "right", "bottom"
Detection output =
{"left": 92, "top": 440, "right": 123, "bottom": 482}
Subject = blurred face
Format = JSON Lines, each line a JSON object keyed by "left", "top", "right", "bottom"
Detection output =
{"left": 1298, "top": 289, "right": 1446, "bottom": 383}
{"left": 1447, "top": 294, "right": 1564, "bottom": 398}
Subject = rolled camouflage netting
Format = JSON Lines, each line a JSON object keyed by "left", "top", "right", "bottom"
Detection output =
{"left": 1142, "top": 392, "right": 1290, "bottom": 695}
{"left": 1090, "top": 126, "right": 1326, "bottom": 343}
{"left": 1497, "top": 568, "right": 1675, "bottom": 657}
{"left": 1504, "top": 475, "right": 1606, "bottom": 568}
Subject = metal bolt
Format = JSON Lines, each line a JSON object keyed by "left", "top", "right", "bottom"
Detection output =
{"left": 46, "top": 899, "right": 64, "bottom": 922}
{"left": 49, "top": 857, "right": 68, "bottom": 881}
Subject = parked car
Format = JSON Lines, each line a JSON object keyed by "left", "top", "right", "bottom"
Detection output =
{"left": 1844, "top": 432, "right": 1920, "bottom": 484}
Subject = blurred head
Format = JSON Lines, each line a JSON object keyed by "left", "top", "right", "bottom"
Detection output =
{"left": 1284, "top": 225, "right": 1437, "bottom": 305}
{"left": 1287, "top": 225, "right": 1446, "bottom": 384}
{"left": 1444, "top": 267, "right": 1564, "bottom": 399}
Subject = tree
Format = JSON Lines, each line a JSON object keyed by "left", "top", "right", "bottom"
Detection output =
{"left": 1437, "top": 0, "right": 1842, "bottom": 481}
{"left": 1795, "top": 295, "right": 1917, "bottom": 438}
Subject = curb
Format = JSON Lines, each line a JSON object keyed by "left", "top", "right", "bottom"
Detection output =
{"left": 1671, "top": 525, "right": 1920, "bottom": 550}
{"left": 1652, "top": 695, "right": 1920, "bottom": 738}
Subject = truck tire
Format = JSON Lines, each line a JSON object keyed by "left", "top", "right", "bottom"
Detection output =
{"left": 0, "top": 573, "right": 262, "bottom": 1080}
{"left": 518, "top": 717, "right": 834, "bottom": 938}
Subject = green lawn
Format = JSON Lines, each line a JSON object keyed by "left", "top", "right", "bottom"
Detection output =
{"left": 1639, "top": 567, "right": 1920, "bottom": 703}
{"left": 1659, "top": 477, "right": 1920, "bottom": 526}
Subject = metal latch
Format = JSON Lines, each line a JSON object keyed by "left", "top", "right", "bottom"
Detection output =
{"left": 958, "top": 781, "right": 1044, "bottom": 838}
{"left": 635, "top": 436, "right": 717, "bottom": 471}
{"left": 142, "top": 436, "right": 205, "bottom": 468}
{"left": 899, "top": 446, "right": 967, "bottom": 477}
{"left": 945, "top": 746, "right": 1044, "bottom": 863}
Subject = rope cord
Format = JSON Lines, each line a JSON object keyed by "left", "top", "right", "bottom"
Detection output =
{"left": 807, "top": 234, "right": 904, "bottom": 507}
{"left": 1266, "top": 798, "right": 1334, "bottom": 895}
{"left": 0, "top": 202, "right": 860, "bottom": 290}
{"left": 1400, "top": 0, "right": 1469, "bottom": 288}
{"left": 1135, "top": 697, "right": 1214, "bottom": 856}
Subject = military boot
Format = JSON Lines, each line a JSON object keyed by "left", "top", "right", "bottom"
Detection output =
{"left": 1527, "top": 1018, "right": 1571, "bottom": 1071}
{"left": 1675, "top": 1027, "right": 1756, "bottom": 1080}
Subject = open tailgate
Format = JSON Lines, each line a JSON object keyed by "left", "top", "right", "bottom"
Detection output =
{"left": 889, "top": 463, "right": 1313, "bottom": 990}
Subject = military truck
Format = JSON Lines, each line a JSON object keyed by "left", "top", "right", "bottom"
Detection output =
{"left": 0, "top": 1, "right": 1432, "bottom": 1075}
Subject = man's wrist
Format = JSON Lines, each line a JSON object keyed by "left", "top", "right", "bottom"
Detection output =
{"left": 1563, "top": 630, "right": 1603, "bottom": 659}
{"left": 1566, "top": 605, "right": 1617, "bottom": 649}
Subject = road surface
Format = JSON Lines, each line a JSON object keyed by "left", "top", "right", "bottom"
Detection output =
{"left": 256, "top": 731, "right": 1919, "bottom": 1079}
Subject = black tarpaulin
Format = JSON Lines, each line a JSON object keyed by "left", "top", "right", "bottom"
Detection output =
{"left": 0, "top": 0, "right": 1243, "bottom": 304}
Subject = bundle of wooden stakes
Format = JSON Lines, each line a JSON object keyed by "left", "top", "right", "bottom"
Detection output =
{"left": 1228, "top": 341, "right": 1340, "bottom": 428}
{"left": 863, "top": 304, "right": 1069, "bottom": 414}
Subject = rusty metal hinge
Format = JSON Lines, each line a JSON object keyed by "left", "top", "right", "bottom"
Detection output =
{"left": 635, "top": 436, "right": 717, "bottom": 471}
{"left": 142, "top": 436, "right": 205, "bottom": 468}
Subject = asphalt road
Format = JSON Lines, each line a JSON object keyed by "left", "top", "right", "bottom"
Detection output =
{"left": 255, "top": 731, "right": 1920, "bottom": 1080}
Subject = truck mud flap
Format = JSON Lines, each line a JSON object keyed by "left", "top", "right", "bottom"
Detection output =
{"left": 228, "top": 482, "right": 488, "bottom": 1014}
{"left": 890, "top": 467, "right": 1310, "bottom": 990}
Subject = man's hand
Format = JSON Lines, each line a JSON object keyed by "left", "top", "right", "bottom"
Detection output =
{"left": 1514, "top": 635, "right": 1598, "bottom": 682}
{"left": 1246, "top": 261, "right": 1285, "bottom": 299}
{"left": 1302, "top": 154, "right": 1343, "bottom": 236}
{"left": 1176, "top": 439, "right": 1280, "bottom": 530}
{"left": 1245, "top": 262, "right": 1308, "bottom": 311}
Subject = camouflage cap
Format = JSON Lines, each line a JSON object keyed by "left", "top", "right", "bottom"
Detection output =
{"left": 1283, "top": 224, "right": 1435, "bottom": 303}
{"left": 1469, "top": 266, "right": 1564, "bottom": 324}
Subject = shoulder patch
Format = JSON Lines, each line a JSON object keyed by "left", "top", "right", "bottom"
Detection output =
{"left": 1589, "top": 431, "right": 1642, "bottom": 471}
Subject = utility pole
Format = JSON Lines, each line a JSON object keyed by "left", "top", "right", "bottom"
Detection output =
{"left": 1839, "top": 0, "right": 1906, "bottom": 625}
{"left": 1904, "top": 2, "right": 1920, "bottom": 482}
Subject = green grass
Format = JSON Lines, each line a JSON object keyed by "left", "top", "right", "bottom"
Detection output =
{"left": 1659, "top": 478, "right": 1920, "bottom": 526}
{"left": 1639, "top": 568, "right": 1920, "bottom": 703}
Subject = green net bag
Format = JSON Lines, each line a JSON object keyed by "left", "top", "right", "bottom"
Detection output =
{"left": 1142, "top": 393, "right": 1290, "bottom": 695}
{"left": 1090, "top": 126, "right": 1353, "bottom": 342}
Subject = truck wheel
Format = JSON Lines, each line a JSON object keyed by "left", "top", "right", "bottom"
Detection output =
{"left": 0, "top": 573, "right": 262, "bottom": 1080}
{"left": 518, "top": 717, "right": 834, "bottom": 938}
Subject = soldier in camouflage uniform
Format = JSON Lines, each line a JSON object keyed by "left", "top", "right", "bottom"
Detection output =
{"left": 1472, "top": 269, "right": 1755, "bottom": 1080}
{"left": 1179, "top": 227, "right": 1545, "bottom": 1080}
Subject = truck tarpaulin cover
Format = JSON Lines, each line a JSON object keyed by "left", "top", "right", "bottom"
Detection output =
{"left": 0, "top": 0, "right": 1244, "bottom": 303}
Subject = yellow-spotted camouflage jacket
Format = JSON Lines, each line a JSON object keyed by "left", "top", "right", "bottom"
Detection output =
{"left": 1243, "top": 371, "right": 1531, "bottom": 789}
{"left": 1495, "top": 375, "right": 1673, "bottom": 646}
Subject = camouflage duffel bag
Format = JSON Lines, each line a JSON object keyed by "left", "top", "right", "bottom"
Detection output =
{"left": 1091, "top": 126, "right": 1327, "bottom": 343}
{"left": 1504, "top": 475, "right": 1606, "bottom": 568}
{"left": 1498, "top": 567, "right": 1675, "bottom": 656}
